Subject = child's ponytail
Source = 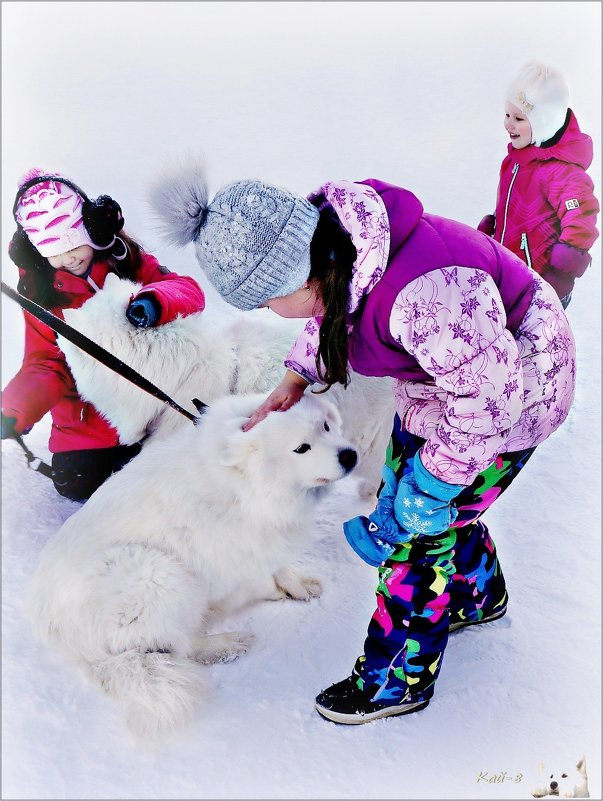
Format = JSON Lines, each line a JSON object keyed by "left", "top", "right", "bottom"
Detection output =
{"left": 309, "top": 204, "right": 357, "bottom": 390}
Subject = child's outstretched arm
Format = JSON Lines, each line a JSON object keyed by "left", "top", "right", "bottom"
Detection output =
{"left": 241, "top": 370, "right": 309, "bottom": 432}
{"left": 130, "top": 251, "right": 206, "bottom": 325}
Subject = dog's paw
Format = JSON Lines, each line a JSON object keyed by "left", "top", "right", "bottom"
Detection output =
{"left": 273, "top": 566, "right": 323, "bottom": 601}
{"left": 192, "top": 631, "right": 256, "bottom": 664}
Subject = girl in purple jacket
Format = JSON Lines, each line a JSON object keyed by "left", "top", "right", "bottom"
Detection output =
{"left": 479, "top": 61, "right": 599, "bottom": 308}
{"left": 155, "top": 172, "right": 575, "bottom": 724}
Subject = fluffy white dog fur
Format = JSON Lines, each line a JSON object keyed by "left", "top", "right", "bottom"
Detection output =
{"left": 59, "top": 273, "right": 394, "bottom": 497}
{"left": 532, "top": 756, "right": 589, "bottom": 798}
{"left": 27, "top": 392, "right": 357, "bottom": 740}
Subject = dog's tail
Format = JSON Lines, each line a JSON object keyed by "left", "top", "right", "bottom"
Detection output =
{"left": 90, "top": 649, "right": 206, "bottom": 740}
{"left": 148, "top": 158, "right": 210, "bottom": 247}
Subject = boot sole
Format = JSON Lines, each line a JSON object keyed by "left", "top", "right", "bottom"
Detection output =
{"left": 449, "top": 605, "right": 507, "bottom": 632}
{"left": 315, "top": 697, "right": 430, "bottom": 725}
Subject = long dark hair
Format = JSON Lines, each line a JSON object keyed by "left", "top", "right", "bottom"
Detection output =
{"left": 309, "top": 204, "right": 357, "bottom": 390}
{"left": 12, "top": 231, "right": 144, "bottom": 309}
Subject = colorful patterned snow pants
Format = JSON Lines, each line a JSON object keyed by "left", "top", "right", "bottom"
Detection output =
{"left": 353, "top": 415, "right": 535, "bottom": 705}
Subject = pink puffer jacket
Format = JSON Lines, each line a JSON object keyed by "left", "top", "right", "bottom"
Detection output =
{"left": 2, "top": 252, "right": 205, "bottom": 452}
{"left": 481, "top": 110, "right": 599, "bottom": 299}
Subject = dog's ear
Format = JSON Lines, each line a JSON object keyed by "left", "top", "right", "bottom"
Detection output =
{"left": 576, "top": 755, "right": 587, "bottom": 776}
{"left": 104, "top": 273, "right": 120, "bottom": 288}
{"left": 312, "top": 396, "right": 342, "bottom": 432}
{"left": 220, "top": 426, "right": 258, "bottom": 468}
{"left": 324, "top": 400, "right": 342, "bottom": 431}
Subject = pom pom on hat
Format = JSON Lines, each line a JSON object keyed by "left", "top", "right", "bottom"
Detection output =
{"left": 148, "top": 160, "right": 210, "bottom": 247}
{"left": 18, "top": 167, "right": 48, "bottom": 187}
{"left": 14, "top": 168, "right": 97, "bottom": 258}
{"left": 506, "top": 61, "right": 570, "bottom": 146}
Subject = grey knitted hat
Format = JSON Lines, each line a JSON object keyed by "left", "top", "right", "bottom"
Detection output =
{"left": 194, "top": 181, "right": 319, "bottom": 310}
{"left": 163, "top": 181, "right": 318, "bottom": 310}
{"left": 149, "top": 164, "right": 320, "bottom": 310}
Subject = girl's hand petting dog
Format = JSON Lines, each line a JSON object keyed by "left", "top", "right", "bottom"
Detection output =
{"left": 242, "top": 370, "right": 309, "bottom": 431}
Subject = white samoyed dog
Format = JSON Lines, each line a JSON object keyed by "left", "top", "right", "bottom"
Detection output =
{"left": 59, "top": 273, "right": 394, "bottom": 496}
{"left": 26, "top": 392, "right": 357, "bottom": 740}
{"left": 532, "top": 756, "right": 589, "bottom": 798}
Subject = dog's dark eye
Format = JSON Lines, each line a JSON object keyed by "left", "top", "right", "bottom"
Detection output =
{"left": 324, "top": 421, "right": 330, "bottom": 431}
{"left": 294, "top": 443, "right": 311, "bottom": 454}
{"left": 561, "top": 774, "right": 568, "bottom": 779}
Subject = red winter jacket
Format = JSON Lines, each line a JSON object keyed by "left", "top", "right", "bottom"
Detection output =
{"left": 2, "top": 252, "right": 205, "bottom": 452}
{"left": 480, "top": 111, "right": 599, "bottom": 298}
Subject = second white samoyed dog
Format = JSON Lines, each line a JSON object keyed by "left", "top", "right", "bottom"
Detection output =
{"left": 532, "top": 756, "right": 589, "bottom": 798}
{"left": 27, "top": 392, "right": 357, "bottom": 740}
{"left": 59, "top": 273, "right": 394, "bottom": 497}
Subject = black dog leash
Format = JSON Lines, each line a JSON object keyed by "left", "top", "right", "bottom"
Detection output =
{"left": 2, "top": 281, "right": 209, "bottom": 478}
{"left": 13, "top": 433, "right": 54, "bottom": 478}
{"left": 2, "top": 281, "right": 207, "bottom": 423}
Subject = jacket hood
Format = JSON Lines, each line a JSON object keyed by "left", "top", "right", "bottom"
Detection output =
{"left": 508, "top": 110, "right": 594, "bottom": 170}
{"left": 308, "top": 178, "right": 423, "bottom": 313}
{"left": 361, "top": 179, "right": 424, "bottom": 253}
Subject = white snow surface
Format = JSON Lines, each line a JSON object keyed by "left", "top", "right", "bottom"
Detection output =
{"left": 1, "top": 3, "right": 601, "bottom": 799}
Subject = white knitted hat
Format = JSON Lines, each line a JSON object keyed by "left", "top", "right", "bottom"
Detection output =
{"left": 506, "top": 61, "right": 569, "bottom": 146}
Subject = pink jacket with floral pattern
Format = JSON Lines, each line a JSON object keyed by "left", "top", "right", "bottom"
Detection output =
{"left": 286, "top": 179, "right": 576, "bottom": 486}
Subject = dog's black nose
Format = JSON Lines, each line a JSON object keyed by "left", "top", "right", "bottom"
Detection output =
{"left": 550, "top": 782, "right": 558, "bottom": 791}
{"left": 339, "top": 448, "right": 358, "bottom": 472}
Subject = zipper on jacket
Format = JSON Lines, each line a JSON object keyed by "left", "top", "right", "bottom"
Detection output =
{"left": 500, "top": 163, "right": 520, "bottom": 245}
{"left": 87, "top": 275, "right": 102, "bottom": 292}
{"left": 520, "top": 232, "right": 533, "bottom": 269}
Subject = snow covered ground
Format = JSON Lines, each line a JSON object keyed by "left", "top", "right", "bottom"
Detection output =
{"left": 2, "top": 2, "right": 601, "bottom": 799}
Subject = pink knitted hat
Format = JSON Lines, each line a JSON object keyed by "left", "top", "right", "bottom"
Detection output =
{"left": 14, "top": 168, "right": 98, "bottom": 258}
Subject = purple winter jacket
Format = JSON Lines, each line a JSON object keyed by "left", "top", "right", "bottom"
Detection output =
{"left": 345, "top": 180, "right": 534, "bottom": 380}
{"left": 286, "top": 179, "right": 576, "bottom": 485}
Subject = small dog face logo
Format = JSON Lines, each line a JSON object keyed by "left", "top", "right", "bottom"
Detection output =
{"left": 532, "top": 755, "right": 589, "bottom": 798}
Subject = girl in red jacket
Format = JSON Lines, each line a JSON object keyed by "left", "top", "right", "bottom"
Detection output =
{"left": 479, "top": 61, "right": 599, "bottom": 308}
{"left": 1, "top": 169, "right": 205, "bottom": 501}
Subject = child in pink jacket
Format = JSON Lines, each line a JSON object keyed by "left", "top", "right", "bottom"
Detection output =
{"left": 1, "top": 169, "right": 205, "bottom": 501}
{"left": 479, "top": 61, "right": 599, "bottom": 308}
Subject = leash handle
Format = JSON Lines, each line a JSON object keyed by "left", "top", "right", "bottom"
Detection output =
{"left": 1, "top": 280, "right": 205, "bottom": 424}
{"left": 14, "top": 434, "right": 54, "bottom": 478}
